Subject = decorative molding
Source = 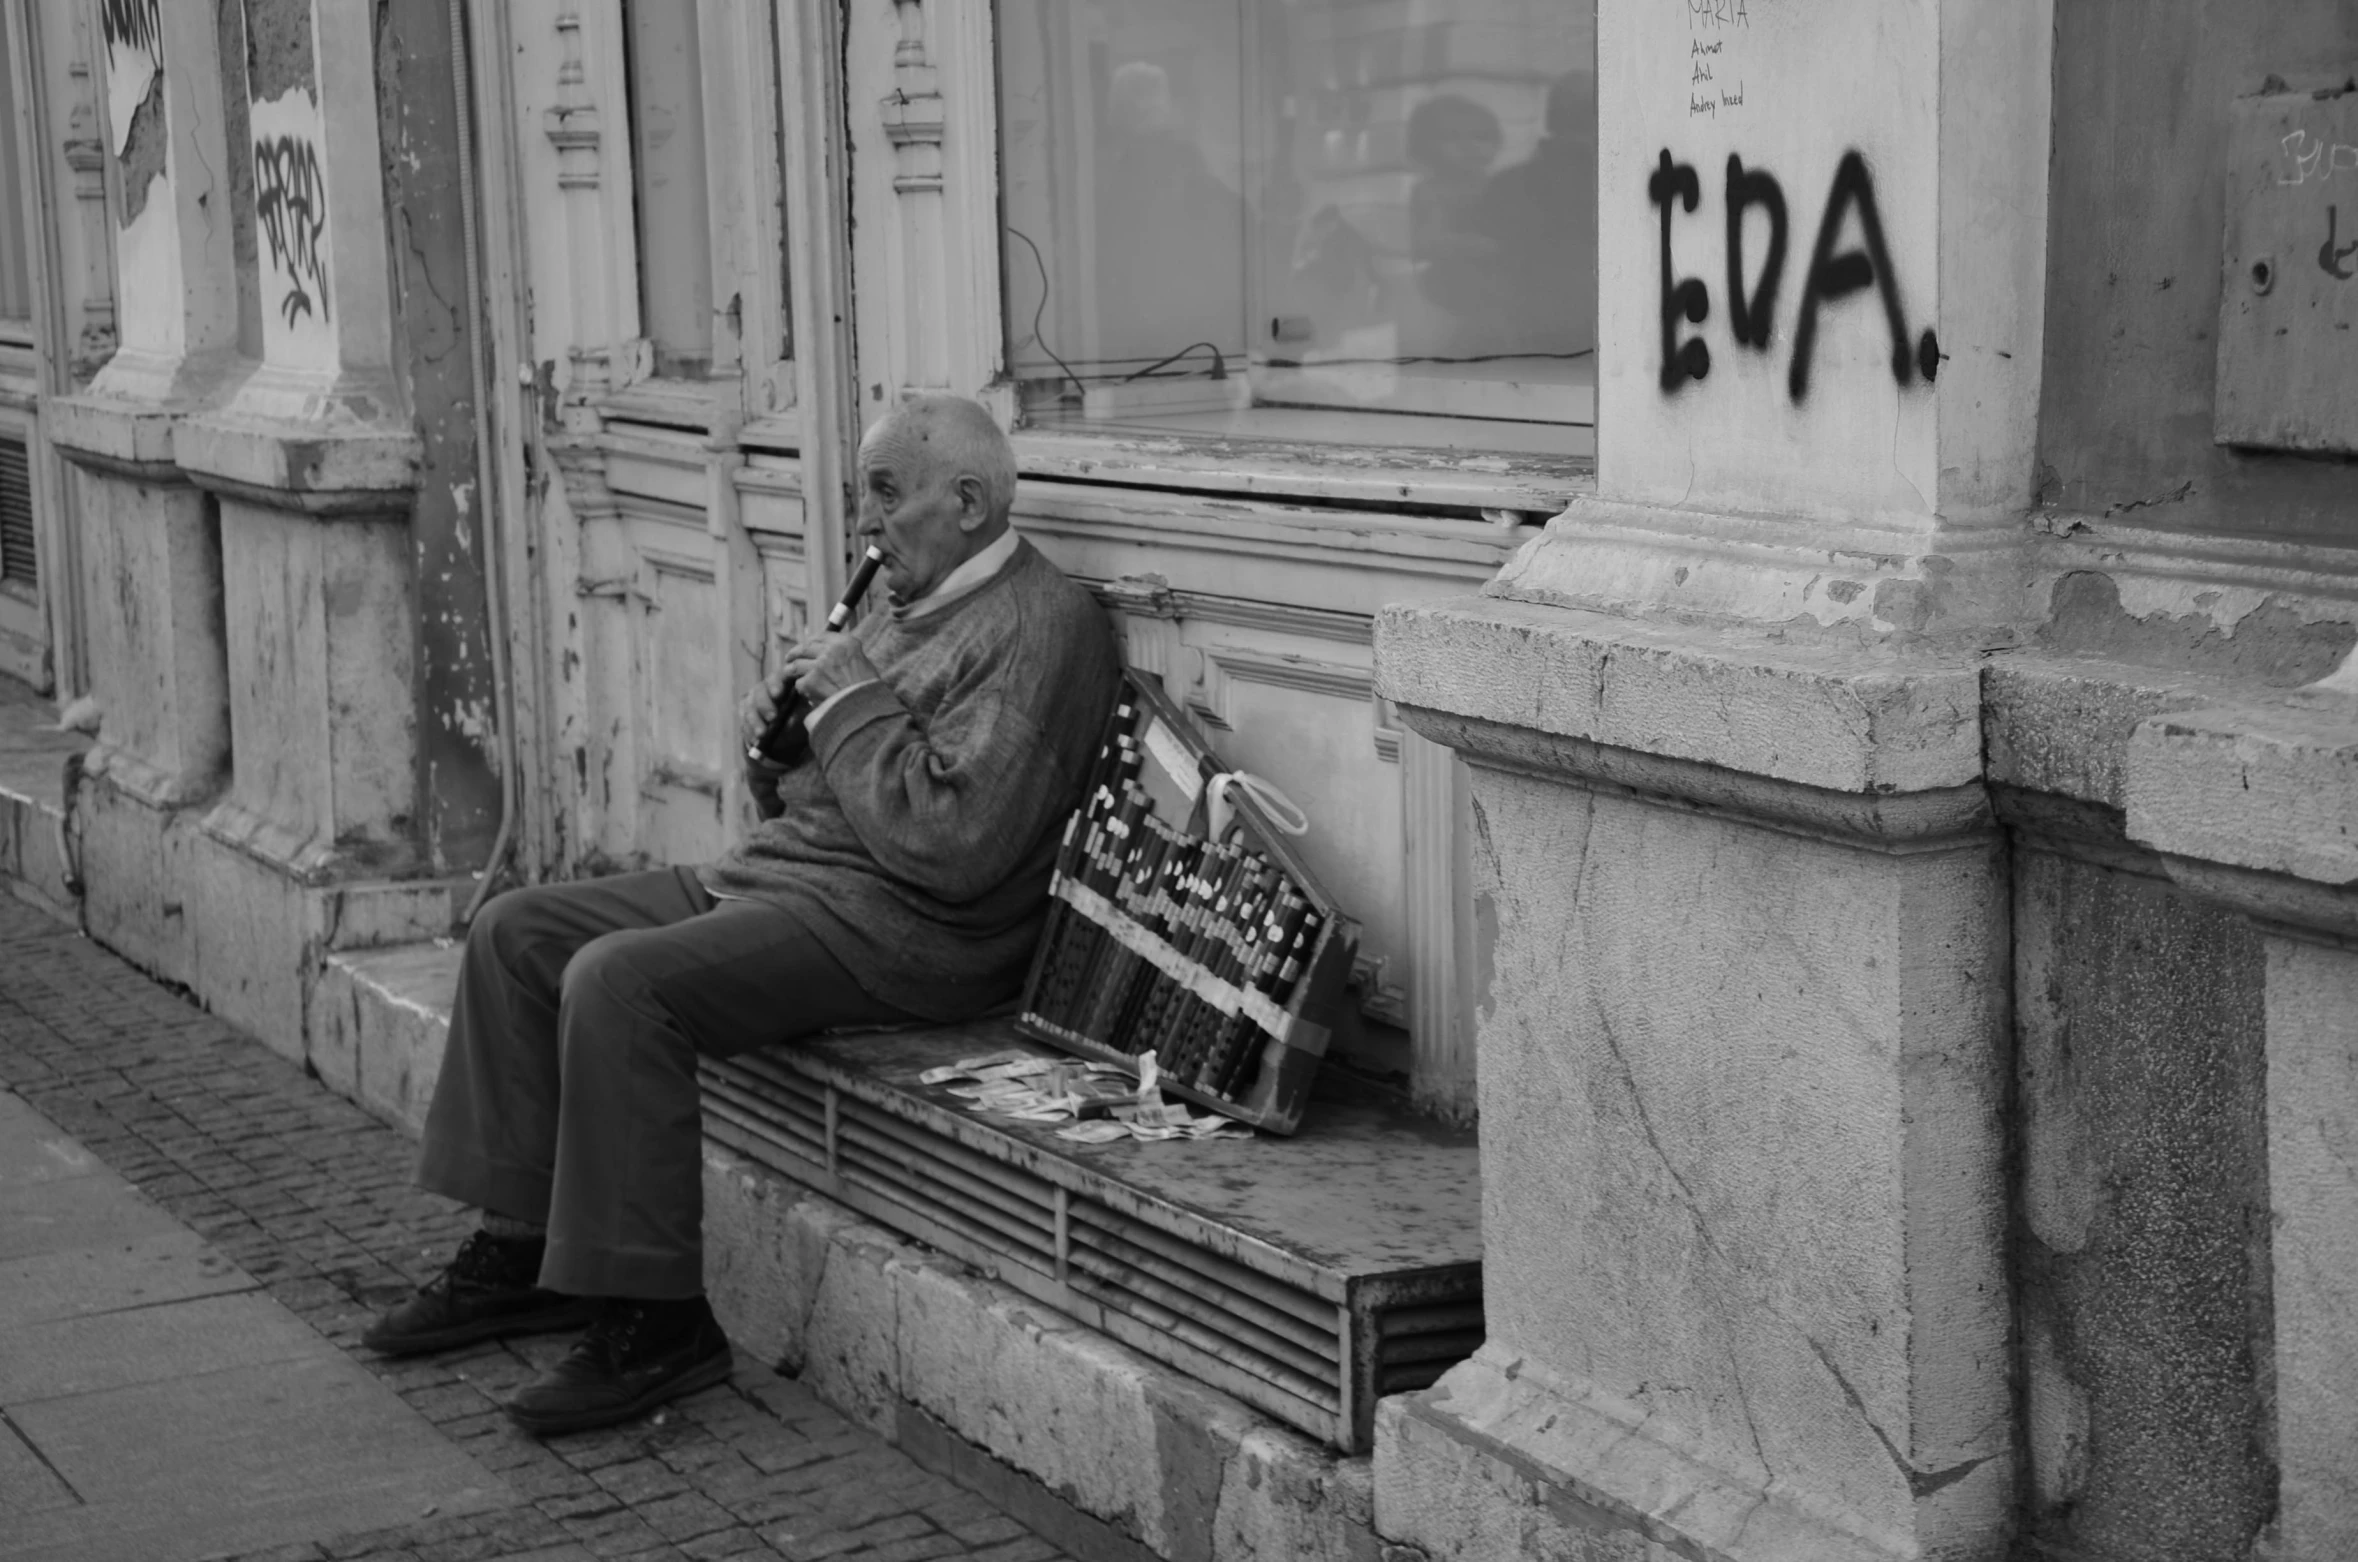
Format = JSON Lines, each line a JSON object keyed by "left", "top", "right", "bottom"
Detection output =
{"left": 849, "top": 0, "right": 1002, "bottom": 408}
{"left": 1168, "top": 591, "right": 1374, "bottom": 647}
{"left": 60, "top": 48, "right": 116, "bottom": 382}
{"left": 1373, "top": 698, "right": 1403, "bottom": 764}
{"left": 2032, "top": 512, "right": 2358, "bottom": 610}
{"left": 543, "top": 7, "right": 602, "bottom": 190}
{"left": 1178, "top": 643, "right": 1376, "bottom": 735}
{"left": 540, "top": 1, "right": 638, "bottom": 402}
{"left": 1401, "top": 727, "right": 1472, "bottom": 1117}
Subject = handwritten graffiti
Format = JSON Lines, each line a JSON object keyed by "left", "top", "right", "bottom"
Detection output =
{"left": 2278, "top": 130, "right": 2358, "bottom": 186}
{"left": 2324, "top": 206, "right": 2357, "bottom": 280}
{"left": 1654, "top": 146, "right": 1939, "bottom": 403}
{"left": 254, "top": 135, "right": 330, "bottom": 328}
{"left": 98, "top": 0, "right": 160, "bottom": 60}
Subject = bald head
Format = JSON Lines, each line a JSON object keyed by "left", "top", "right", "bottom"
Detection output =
{"left": 855, "top": 395, "right": 1020, "bottom": 602}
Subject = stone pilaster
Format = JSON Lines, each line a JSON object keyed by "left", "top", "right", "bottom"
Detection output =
{"left": 1372, "top": 601, "right": 2011, "bottom": 1562}
{"left": 1367, "top": 3, "right": 2054, "bottom": 1557}
{"left": 158, "top": 0, "right": 448, "bottom": 1052}
{"left": 2124, "top": 699, "right": 2358, "bottom": 1562}
{"left": 1501, "top": 0, "right": 2051, "bottom": 635}
{"left": 47, "top": 0, "right": 245, "bottom": 985}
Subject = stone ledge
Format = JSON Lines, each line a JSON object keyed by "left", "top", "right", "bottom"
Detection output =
{"left": 0, "top": 773, "right": 79, "bottom": 922}
{"left": 175, "top": 410, "right": 418, "bottom": 512}
{"left": 44, "top": 393, "right": 184, "bottom": 477}
{"left": 1982, "top": 653, "right": 2249, "bottom": 811}
{"left": 0, "top": 685, "right": 88, "bottom": 920}
{"left": 1398, "top": 705, "right": 1990, "bottom": 851}
{"left": 2126, "top": 695, "right": 2358, "bottom": 891}
{"left": 1374, "top": 596, "right": 1982, "bottom": 797}
{"left": 1486, "top": 494, "right": 2032, "bottom": 637}
{"left": 704, "top": 1140, "right": 1383, "bottom": 1562}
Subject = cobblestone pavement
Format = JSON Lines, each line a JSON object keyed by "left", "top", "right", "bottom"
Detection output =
{"left": 0, "top": 896, "right": 1083, "bottom": 1562}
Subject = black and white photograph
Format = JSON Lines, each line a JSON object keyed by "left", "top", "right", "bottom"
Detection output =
{"left": 0, "top": 2, "right": 2352, "bottom": 1559}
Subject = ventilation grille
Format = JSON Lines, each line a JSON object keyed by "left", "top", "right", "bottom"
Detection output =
{"left": 0, "top": 436, "right": 33, "bottom": 590}
{"left": 699, "top": 1049, "right": 1481, "bottom": 1451}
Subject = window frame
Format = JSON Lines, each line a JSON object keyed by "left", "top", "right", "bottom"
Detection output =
{"left": 596, "top": 0, "right": 796, "bottom": 437}
{"left": 984, "top": 0, "right": 1599, "bottom": 519}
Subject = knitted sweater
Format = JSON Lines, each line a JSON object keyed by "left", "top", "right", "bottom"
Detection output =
{"left": 700, "top": 539, "right": 1120, "bottom": 1020}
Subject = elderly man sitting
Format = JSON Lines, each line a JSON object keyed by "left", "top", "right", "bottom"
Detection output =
{"left": 363, "top": 395, "right": 1121, "bottom": 1435}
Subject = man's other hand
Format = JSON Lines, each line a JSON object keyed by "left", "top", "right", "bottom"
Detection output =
{"left": 736, "top": 669, "right": 788, "bottom": 758}
{"left": 777, "top": 631, "right": 880, "bottom": 708}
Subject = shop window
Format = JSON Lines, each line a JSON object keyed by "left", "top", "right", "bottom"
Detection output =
{"left": 0, "top": 13, "right": 34, "bottom": 347}
{"left": 623, "top": 0, "right": 714, "bottom": 380}
{"left": 997, "top": 0, "right": 1595, "bottom": 457}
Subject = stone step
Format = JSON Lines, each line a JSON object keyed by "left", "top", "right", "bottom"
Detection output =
{"left": 0, "top": 682, "right": 89, "bottom": 921}
{"left": 317, "top": 937, "right": 1395, "bottom": 1562}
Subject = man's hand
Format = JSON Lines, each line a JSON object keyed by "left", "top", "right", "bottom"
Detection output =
{"left": 737, "top": 631, "right": 882, "bottom": 757}
{"left": 777, "top": 631, "right": 880, "bottom": 710}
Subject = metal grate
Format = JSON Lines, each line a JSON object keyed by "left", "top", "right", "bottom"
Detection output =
{"left": 0, "top": 436, "right": 33, "bottom": 590}
{"left": 702, "top": 1029, "right": 1482, "bottom": 1452}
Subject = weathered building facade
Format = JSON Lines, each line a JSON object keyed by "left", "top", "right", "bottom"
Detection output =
{"left": 1, "top": 1, "right": 2354, "bottom": 1558}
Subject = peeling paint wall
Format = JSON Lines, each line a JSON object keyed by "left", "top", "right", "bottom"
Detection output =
{"left": 2015, "top": 839, "right": 2276, "bottom": 1562}
{"left": 2035, "top": 571, "right": 2358, "bottom": 687}
{"left": 374, "top": 0, "right": 497, "bottom": 872}
{"left": 2037, "top": 0, "right": 2358, "bottom": 540}
{"left": 216, "top": 0, "right": 265, "bottom": 360}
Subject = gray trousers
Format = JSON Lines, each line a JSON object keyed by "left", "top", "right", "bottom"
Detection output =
{"left": 416, "top": 867, "right": 917, "bottom": 1298}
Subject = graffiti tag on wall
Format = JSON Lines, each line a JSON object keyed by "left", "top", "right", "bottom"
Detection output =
{"left": 2273, "top": 132, "right": 2358, "bottom": 282}
{"left": 98, "top": 0, "right": 160, "bottom": 59}
{"left": 2277, "top": 130, "right": 2358, "bottom": 186}
{"left": 1650, "top": 146, "right": 1939, "bottom": 402}
{"left": 99, "top": 0, "right": 161, "bottom": 146}
{"left": 254, "top": 136, "right": 331, "bottom": 327}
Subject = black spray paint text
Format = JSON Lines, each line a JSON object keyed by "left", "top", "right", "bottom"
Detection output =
{"left": 254, "top": 135, "right": 331, "bottom": 328}
{"left": 99, "top": 0, "right": 161, "bottom": 61}
{"left": 1651, "top": 147, "right": 1940, "bottom": 401}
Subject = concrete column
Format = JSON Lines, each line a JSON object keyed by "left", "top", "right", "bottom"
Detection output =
{"left": 175, "top": 0, "right": 413, "bottom": 491}
{"left": 173, "top": 0, "right": 418, "bottom": 874}
{"left": 45, "top": 0, "right": 247, "bottom": 983}
{"left": 161, "top": 0, "right": 446, "bottom": 1053}
{"left": 1372, "top": 606, "right": 2010, "bottom": 1562}
{"left": 1367, "top": 3, "right": 2053, "bottom": 1557}
{"left": 2125, "top": 700, "right": 2358, "bottom": 1561}
{"left": 1500, "top": 0, "right": 2051, "bottom": 635}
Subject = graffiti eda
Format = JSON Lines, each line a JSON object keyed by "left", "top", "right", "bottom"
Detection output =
{"left": 1651, "top": 147, "right": 1941, "bottom": 402}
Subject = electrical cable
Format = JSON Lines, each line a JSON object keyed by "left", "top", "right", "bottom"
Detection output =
{"left": 1004, "top": 227, "right": 1084, "bottom": 400}
{"left": 1123, "top": 341, "right": 1227, "bottom": 382}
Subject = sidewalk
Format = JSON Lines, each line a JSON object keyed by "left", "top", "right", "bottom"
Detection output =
{"left": 0, "top": 894, "right": 1083, "bottom": 1562}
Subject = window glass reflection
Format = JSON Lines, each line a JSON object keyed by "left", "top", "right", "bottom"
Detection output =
{"left": 999, "top": 0, "right": 1595, "bottom": 455}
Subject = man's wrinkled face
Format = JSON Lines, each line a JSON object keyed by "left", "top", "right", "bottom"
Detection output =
{"left": 855, "top": 416, "right": 979, "bottom": 603}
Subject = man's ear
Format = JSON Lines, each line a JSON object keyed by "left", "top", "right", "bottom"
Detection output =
{"left": 954, "top": 474, "right": 991, "bottom": 531}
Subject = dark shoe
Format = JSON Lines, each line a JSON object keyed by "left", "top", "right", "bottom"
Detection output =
{"left": 503, "top": 1295, "right": 733, "bottom": 1436}
{"left": 361, "top": 1230, "right": 593, "bottom": 1356}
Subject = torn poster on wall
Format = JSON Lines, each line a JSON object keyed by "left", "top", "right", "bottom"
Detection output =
{"left": 99, "top": 0, "right": 162, "bottom": 159}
